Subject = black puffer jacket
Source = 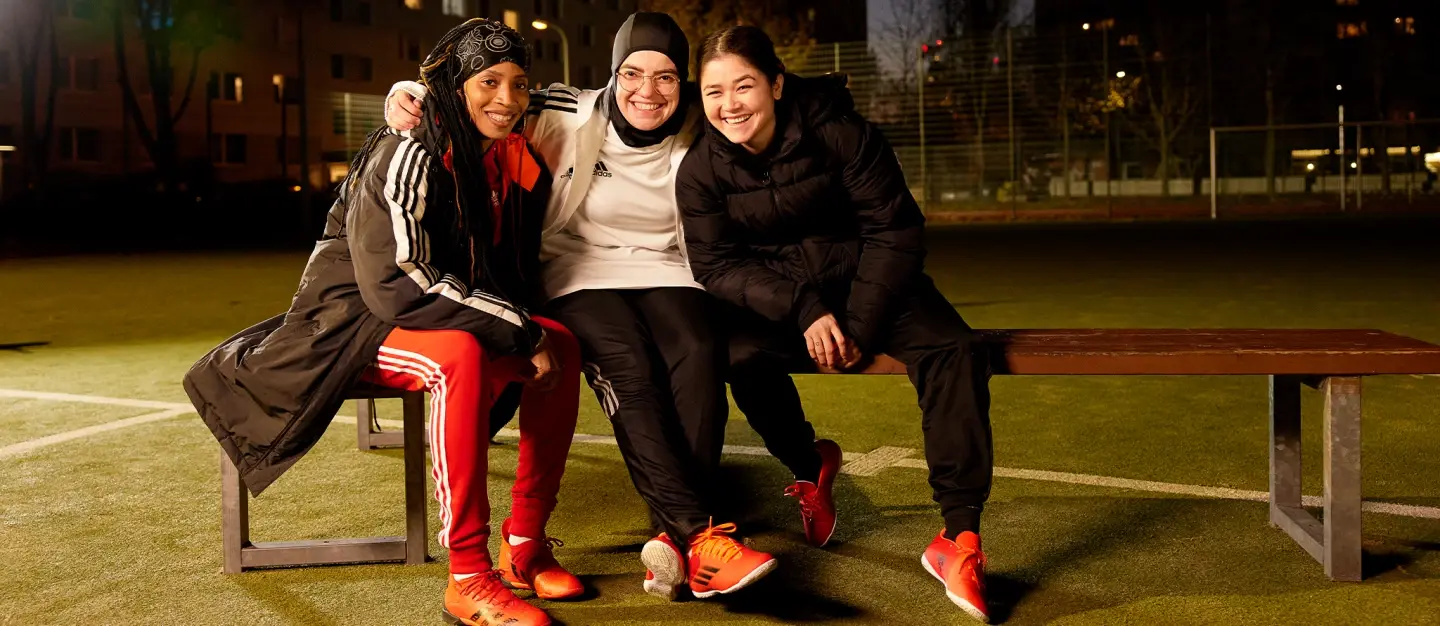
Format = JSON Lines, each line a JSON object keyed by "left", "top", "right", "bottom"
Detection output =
{"left": 676, "top": 74, "right": 925, "bottom": 351}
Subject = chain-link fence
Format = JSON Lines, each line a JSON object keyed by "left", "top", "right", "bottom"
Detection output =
{"left": 779, "top": 33, "right": 1440, "bottom": 220}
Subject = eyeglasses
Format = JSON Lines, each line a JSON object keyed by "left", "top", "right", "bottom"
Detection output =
{"left": 616, "top": 69, "right": 681, "bottom": 95}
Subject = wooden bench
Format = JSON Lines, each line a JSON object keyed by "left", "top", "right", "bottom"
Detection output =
{"left": 220, "top": 384, "right": 429, "bottom": 573}
{"left": 840, "top": 329, "right": 1440, "bottom": 582}
{"left": 293, "top": 329, "right": 1440, "bottom": 582}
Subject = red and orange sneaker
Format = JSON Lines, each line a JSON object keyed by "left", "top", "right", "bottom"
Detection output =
{"left": 442, "top": 571, "right": 552, "bottom": 626}
{"left": 685, "top": 521, "right": 778, "bottom": 598}
{"left": 784, "top": 439, "right": 842, "bottom": 547}
{"left": 640, "top": 532, "right": 685, "bottom": 600}
{"left": 921, "top": 530, "right": 990, "bottom": 623}
{"left": 497, "top": 519, "right": 584, "bottom": 600}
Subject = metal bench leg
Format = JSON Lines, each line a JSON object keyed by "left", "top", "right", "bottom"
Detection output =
{"left": 1269, "top": 375, "right": 1304, "bottom": 520}
{"left": 1269, "top": 375, "right": 1325, "bottom": 562}
{"left": 1269, "top": 375, "right": 1365, "bottom": 582}
{"left": 357, "top": 398, "right": 375, "bottom": 450}
{"left": 221, "top": 451, "right": 250, "bottom": 574}
{"left": 358, "top": 396, "right": 405, "bottom": 450}
{"left": 403, "top": 391, "right": 429, "bottom": 565}
{"left": 1323, "top": 376, "right": 1363, "bottom": 581}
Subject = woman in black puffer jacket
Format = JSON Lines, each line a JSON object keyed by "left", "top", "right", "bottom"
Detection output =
{"left": 675, "top": 25, "right": 995, "bottom": 624}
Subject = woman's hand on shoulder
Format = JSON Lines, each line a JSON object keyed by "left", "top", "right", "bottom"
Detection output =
{"left": 385, "top": 86, "right": 425, "bottom": 131}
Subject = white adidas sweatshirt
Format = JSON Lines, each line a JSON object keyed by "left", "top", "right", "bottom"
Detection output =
{"left": 540, "top": 122, "right": 702, "bottom": 299}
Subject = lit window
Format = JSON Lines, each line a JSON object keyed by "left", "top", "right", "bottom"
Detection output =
{"left": 1336, "top": 21, "right": 1367, "bottom": 38}
{"left": 503, "top": 9, "right": 519, "bottom": 29}
{"left": 225, "top": 74, "right": 243, "bottom": 102}
{"left": 405, "top": 0, "right": 422, "bottom": 9}
{"left": 1397, "top": 17, "right": 1416, "bottom": 35}
{"left": 443, "top": 0, "right": 467, "bottom": 16}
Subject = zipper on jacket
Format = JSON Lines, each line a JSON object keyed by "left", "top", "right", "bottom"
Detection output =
{"left": 764, "top": 167, "right": 818, "bottom": 284}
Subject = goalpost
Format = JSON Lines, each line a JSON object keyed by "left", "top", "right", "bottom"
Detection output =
{"left": 1208, "top": 113, "right": 1438, "bottom": 219}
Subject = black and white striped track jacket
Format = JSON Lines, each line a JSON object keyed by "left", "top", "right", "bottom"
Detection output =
{"left": 184, "top": 127, "right": 549, "bottom": 496}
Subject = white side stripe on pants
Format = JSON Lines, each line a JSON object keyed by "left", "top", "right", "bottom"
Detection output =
{"left": 582, "top": 362, "right": 619, "bottom": 417}
{"left": 375, "top": 346, "right": 455, "bottom": 548}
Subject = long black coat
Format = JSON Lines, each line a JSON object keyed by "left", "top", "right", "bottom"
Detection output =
{"left": 184, "top": 129, "right": 549, "bottom": 496}
{"left": 676, "top": 74, "right": 926, "bottom": 351}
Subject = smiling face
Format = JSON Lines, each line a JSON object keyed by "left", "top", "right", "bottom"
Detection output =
{"left": 699, "top": 53, "right": 784, "bottom": 154}
{"left": 614, "top": 50, "right": 682, "bottom": 131}
{"left": 462, "top": 61, "right": 530, "bottom": 141}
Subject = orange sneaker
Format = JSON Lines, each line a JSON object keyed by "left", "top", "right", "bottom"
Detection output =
{"left": 497, "top": 519, "right": 584, "bottom": 600}
{"left": 685, "top": 521, "right": 778, "bottom": 598}
{"left": 640, "top": 532, "right": 685, "bottom": 600}
{"left": 784, "top": 439, "right": 841, "bottom": 547}
{"left": 442, "top": 571, "right": 552, "bottom": 626}
{"left": 921, "top": 530, "right": 990, "bottom": 623}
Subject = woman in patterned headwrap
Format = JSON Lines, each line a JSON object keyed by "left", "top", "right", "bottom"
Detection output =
{"left": 183, "top": 18, "right": 578, "bottom": 626}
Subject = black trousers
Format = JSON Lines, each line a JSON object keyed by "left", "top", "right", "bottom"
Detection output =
{"left": 727, "top": 276, "right": 993, "bottom": 532}
{"left": 545, "top": 287, "right": 729, "bottom": 541}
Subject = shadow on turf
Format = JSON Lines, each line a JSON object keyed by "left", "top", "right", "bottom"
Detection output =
{"left": 707, "top": 461, "right": 1025, "bottom": 622}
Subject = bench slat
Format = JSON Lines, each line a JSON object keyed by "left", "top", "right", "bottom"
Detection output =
{"left": 822, "top": 329, "right": 1440, "bottom": 376}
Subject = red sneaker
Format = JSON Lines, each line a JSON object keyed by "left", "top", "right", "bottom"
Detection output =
{"left": 442, "top": 571, "right": 551, "bottom": 626}
{"left": 640, "top": 532, "right": 685, "bottom": 600}
{"left": 784, "top": 439, "right": 841, "bottom": 547}
{"left": 921, "top": 530, "right": 990, "bottom": 623}
{"left": 496, "top": 519, "right": 584, "bottom": 600}
{"left": 685, "top": 521, "right": 778, "bottom": 598}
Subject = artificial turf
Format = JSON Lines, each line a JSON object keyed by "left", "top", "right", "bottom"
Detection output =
{"left": 2, "top": 217, "right": 1438, "bottom": 625}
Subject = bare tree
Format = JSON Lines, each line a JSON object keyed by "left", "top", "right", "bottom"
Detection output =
{"left": 932, "top": 0, "right": 1016, "bottom": 197}
{"left": 873, "top": 0, "right": 941, "bottom": 92}
{"left": 1121, "top": 18, "right": 1204, "bottom": 196}
{"left": 106, "top": 0, "right": 237, "bottom": 185}
{"left": 637, "top": 0, "right": 815, "bottom": 76}
{"left": 3, "top": 0, "right": 62, "bottom": 191}
{"left": 1233, "top": 0, "right": 1324, "bottom": 197}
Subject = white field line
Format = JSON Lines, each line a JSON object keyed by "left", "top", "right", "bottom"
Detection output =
{"left": 5, "top": 388, "right": 1439, "bottom": 520}
{"left": 0, "top": 408, "right": 190, "bottom": 459}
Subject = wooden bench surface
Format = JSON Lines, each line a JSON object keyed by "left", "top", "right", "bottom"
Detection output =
{"left": 841, "top": 329, "right": 1440, "bottom": 376}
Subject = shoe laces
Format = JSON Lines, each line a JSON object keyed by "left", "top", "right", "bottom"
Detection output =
{"left": 457, "top": 570, "right": 515, "bottom": 609}
{"left": 783, "top": 483, "right": 820, "bottom": 521}
{"left": 690, "top": 519, "right": 745, "bottom": 563}
{"left": 514, "top": 536, "right": 565, "bottom": 569}
{"left": 951, "top": 543, "right": 988, "bottom": 589}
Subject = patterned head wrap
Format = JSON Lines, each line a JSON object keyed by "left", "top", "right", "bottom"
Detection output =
{"left": 423, "top": 18, "right": 531, "bottom": 87}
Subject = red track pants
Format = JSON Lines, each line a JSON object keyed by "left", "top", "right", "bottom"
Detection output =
{"left": 361, "top": 317, "right": 580, "bottom": 574}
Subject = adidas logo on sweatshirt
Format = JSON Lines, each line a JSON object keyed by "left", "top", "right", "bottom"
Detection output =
{"left": 560, "top": 161, "right": 613, "bottom": 180}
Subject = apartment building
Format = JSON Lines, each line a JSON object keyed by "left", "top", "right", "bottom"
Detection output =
{"left": 0, "top": 0, "right": 632, "bottom": 192}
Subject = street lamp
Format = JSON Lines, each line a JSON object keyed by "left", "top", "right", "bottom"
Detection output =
{"left": 1090, "top": 19, "right": 1114, "bottom": 213}
{"left": 531, "top": 20, "right": 570, "bottom": 86}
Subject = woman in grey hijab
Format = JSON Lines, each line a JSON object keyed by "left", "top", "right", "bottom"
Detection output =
{"left": 384, "top": 13, "right": 841, "bottom": 600}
